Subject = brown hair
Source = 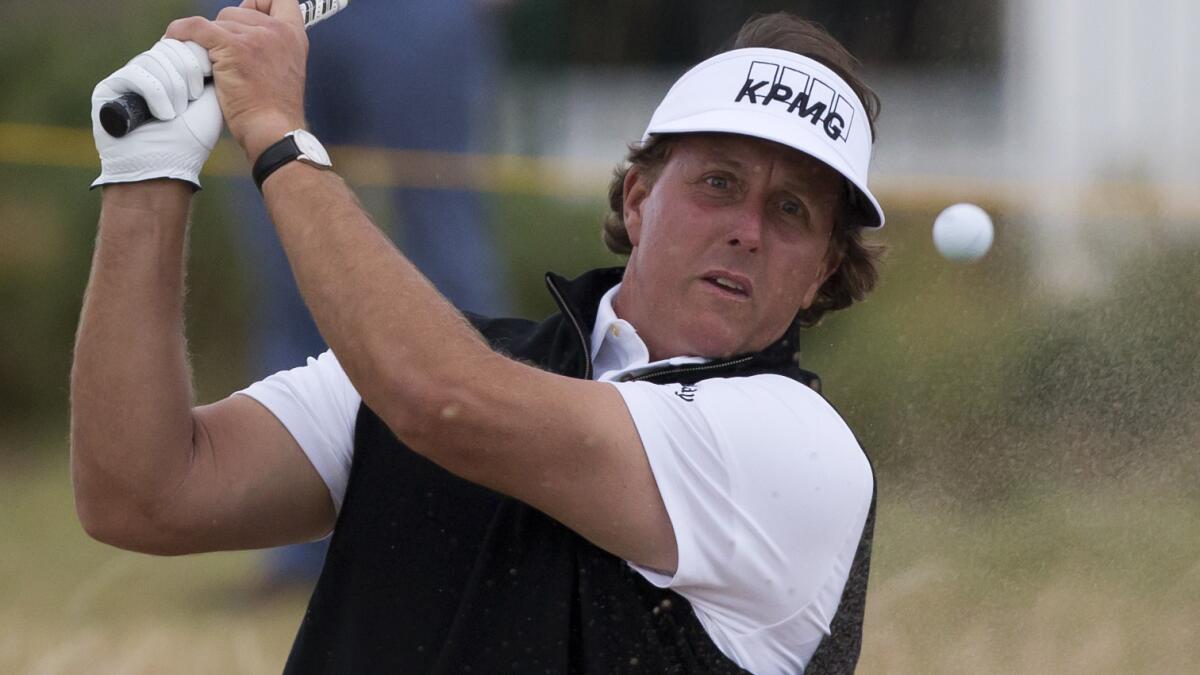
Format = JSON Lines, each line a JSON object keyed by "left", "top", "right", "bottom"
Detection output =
{"left": 602, "top": 13, "right": 885, "bottom": 328}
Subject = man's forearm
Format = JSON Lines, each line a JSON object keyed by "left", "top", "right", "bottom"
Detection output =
{"left": 71, "top": 181, "right": 198, "bottom": 537}
{"left": 260, "top": 162, "right": 495, "bottom": 433}
{"left": 155, "top": 2, "right": 497, "bottom": 443}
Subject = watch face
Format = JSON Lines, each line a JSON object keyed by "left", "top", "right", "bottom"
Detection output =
{"left": 292, "top": 129, "right": 333, "bottom": 167}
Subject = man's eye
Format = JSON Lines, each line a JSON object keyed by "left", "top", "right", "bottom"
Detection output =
{"left": 705, "top": 175, "right": 730, "bottom": 190}
{"left": 781, "top": 200, "right": 802, "bottom": 216}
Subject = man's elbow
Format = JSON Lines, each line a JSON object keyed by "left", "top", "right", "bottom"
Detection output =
{"left": 75, "top": 494, "right": 130, "bottom": 549}
{"left": 372, "top": 364, "right": 473, "bottom": 442}
{"left": 378, "top": 383, "right": 493, "bottom": 478}
{"left": 73, "top": 479, "right": 194, "bottom": 556}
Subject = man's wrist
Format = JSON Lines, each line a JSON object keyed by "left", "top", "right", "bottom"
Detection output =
{"left": 261, "top": 157, "right": 339, "bottom": 195}
{"left": 239, "top": 117, "right": 306, "bottom": 165}
{"left": 98, "top": 180, "right": 193, "bottom": 239}
{"left": 100, "top": 180, "right": 194, "bottom": 209}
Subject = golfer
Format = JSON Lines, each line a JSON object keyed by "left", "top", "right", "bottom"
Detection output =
{"left": 73, "top": 2, "right": 884, "bottom": 673}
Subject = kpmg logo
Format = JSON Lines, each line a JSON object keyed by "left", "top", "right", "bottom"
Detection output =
{"left": 734, "top": 61, "right": 856, "bottom": 142}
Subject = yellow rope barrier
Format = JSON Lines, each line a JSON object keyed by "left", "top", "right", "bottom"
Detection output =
{"left": 0, "top": 123, "right": 98, "bottom": 171}
{"left": 2, "top": 122, "right": 1198, "bottom": 220}
{"left": 0, "top": 122, "right": 610, "bottom": 198}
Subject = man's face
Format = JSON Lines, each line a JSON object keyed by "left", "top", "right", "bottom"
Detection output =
{"left": 616, "top": 133, "right": 844, "bottom": 359}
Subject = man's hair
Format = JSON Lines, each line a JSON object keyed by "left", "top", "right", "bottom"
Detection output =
{"left": 602, "top": 12, "right": 884, "bottom": 328}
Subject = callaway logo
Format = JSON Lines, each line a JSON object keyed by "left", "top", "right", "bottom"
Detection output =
{"left": 675, "top": 385, "right": 698, "bottom": 402}
{"left": 734, "top": 61, "right": 856, "bottom": 142}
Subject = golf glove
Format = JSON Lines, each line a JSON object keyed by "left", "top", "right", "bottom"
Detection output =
{"left": 91, "top": 39, "right": 221, "bottom": 189}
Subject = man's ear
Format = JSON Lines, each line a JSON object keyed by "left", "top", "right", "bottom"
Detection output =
{"left": 623, "top": 166, "right": 650, "bottom": 247}
{"left": 800, "top": 244, "right": 843, "bottom": 309}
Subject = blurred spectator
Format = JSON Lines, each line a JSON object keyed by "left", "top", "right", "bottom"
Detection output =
{"left": 197, "top": 0, "right": 512, "bottom": 590}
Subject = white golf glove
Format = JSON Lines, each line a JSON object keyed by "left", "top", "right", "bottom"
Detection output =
{"left": 91, "top": 39, "right": 221, "bottom": 189}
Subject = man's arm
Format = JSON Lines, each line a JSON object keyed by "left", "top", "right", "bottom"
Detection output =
{"left": 168, "top": 0, "right": 679, "bottom": 571}
{"left": 263, "top": 166, "right": 678, "bottom": 571}
{"left": 75, "top": 23, "right": 337, "bottom": 554}
{"left": 70, "top": 182, "right": 335, "bottom": 555}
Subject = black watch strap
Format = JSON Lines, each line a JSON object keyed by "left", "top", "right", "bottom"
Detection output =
{"left": 252, "top": 135, "right": 303, "bottom": 191}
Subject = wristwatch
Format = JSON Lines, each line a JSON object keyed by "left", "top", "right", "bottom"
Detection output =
{"left": 252, "top": 129, "right": 333, "bottom": 191}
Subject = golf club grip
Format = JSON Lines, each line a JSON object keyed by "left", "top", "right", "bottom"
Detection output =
{"left": 99, "top": 0, "right": 349, "bottom": 138}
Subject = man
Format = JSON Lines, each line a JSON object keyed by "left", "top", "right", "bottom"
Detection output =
{"left": 73, "top": 2, "right": 884, "bottom": 673}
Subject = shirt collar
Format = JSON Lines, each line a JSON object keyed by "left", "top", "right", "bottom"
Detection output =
{"left": 588, "top": 284, "right": 622, "bottom": 362}
{"left": 589, "top": 282, "right": 709, "bottom": 382}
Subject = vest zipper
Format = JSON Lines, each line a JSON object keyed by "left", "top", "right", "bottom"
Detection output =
{"left": 544, "top": 275, "right": 594, "bottom": 380}
{"left": 621, "top": 356, "right": 754, "bottom": 383}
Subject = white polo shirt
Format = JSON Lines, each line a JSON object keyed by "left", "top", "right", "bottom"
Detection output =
{"left": 236, "top": 283, "right": 872, "bottom": 675}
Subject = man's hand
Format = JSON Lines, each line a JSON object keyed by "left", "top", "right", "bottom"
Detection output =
{"left": 91, "top": 39, "right": 221, "bottom": 189}
{"left": 165, "top": 0, "right": 309, "bottom": 162}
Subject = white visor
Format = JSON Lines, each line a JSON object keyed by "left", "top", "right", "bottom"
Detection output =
{"left": 643, "top": 47, "right": 884, "bottom": 228}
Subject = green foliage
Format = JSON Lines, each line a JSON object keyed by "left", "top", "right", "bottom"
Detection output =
{"left": 0, "top": 165, "right": 99, "bottom": 430}
{"left": 1016, "top": 245, "right": 1200, "bottom": 442}
{"left": 0, "top": 167, "right": 254, "bottom": 431}
{"left": 491, "top": 194, "right": 624, "bottom": 318}
{"left": 803, "top": 209, "right": 1200, "bottom": 502}
{"left": 1, "top": 2, "right": 191, "bottom": 126}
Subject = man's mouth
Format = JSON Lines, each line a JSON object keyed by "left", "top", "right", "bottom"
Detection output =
{"left": 702, "top": 273, "right": 752, "bottom": 298}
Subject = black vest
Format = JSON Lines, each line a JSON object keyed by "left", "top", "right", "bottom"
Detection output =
{"left": 284, "top": 267, "right": 875, "bottom": 674}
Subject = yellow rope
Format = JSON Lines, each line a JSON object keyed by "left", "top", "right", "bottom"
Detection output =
{"left": 2, "top": 122, "right": 1198, "bottom": 220}
{"left": 0, "top": 122, "right": 608, "bottom": 198}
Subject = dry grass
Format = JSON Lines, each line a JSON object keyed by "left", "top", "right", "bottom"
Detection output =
{"left": 3, "top": 452, "right": 307, "bottom": 675}
{"left": 859, "top": 490, "right": 1200, "bottom": 673}
{"left": 6, "top": 450, "right": 1199, "bottom": 674}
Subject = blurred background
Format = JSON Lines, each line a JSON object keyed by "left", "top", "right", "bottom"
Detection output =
{"left": 3, "top": 0, "right": 1199, "bottom": 672}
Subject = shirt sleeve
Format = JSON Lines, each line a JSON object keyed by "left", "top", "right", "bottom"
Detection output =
{"left": 234, "top": 349, "right": 361, "bottom": 513}
{"left": 609, "top": 374, "right": 873, "bottom": 674}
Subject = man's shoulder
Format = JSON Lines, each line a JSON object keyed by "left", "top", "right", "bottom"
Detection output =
{"left": 670, "top": 372, "right": 870, "bottom": 474}
{"left": 689, "top": 371, "right": 832, "bottom": 411}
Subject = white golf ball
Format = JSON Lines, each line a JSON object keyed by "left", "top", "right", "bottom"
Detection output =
{"left": 933, "top": 203, "right": 993, "bottom": 262}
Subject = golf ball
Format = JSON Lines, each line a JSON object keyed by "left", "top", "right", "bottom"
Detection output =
{"left": 933, "top": 203, "right": 993, "bottom": 262}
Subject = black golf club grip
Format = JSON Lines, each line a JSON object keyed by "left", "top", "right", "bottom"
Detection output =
{"left": 99, "top": 93, "right": 158, "bottom": 138}
{"left": 99, "top": 0, "right": 349, "bottom": 138}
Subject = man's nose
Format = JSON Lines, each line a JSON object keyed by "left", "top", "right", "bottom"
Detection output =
{"left": 726, "top": 202, "right": 765, "bottom": 252}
